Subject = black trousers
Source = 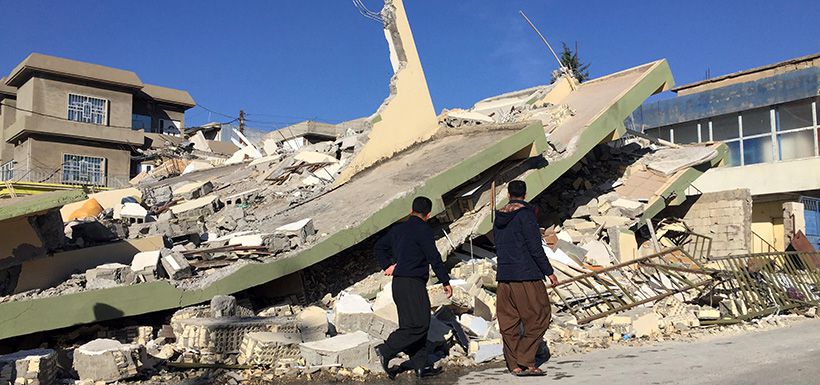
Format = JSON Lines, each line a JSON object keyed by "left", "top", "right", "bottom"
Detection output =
{"left": 382, "top": 276, "right": 431, "bottom": 370}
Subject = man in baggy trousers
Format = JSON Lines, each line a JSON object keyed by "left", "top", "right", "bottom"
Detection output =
{"left": 493, "top": 181, "right": 558, "bottom": 376}
{"left": 373, "top": 196, "right": 452, "bottom": 379}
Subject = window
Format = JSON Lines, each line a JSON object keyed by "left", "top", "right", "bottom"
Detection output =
{"left": 779, "top": 99, "right": 813, "bottom": 131}
{"left": 711, "top": 113, "right": 739, "bottom": 141}
{"left": 669, "top": 122, "right": 699, "bottom": 144}
{"left": 775, "top": 99, "right": 817, "bottom": 161}
{"left": 0, "top": 161, "right": 12, "bottom": 181}
{"left": 159, "top": 119, "right": 182, "bottom": 135}
{"left": 740, "top": 108, "right": 771, "bottom": 136}
{"left": 68, "top": 94, "right": 107, "bottom": 125}
{"left": 132, "top": 114, "right": 152, "bottom": 130}
{"left": 63, "top": 154, "right": 105, "bottom": 185}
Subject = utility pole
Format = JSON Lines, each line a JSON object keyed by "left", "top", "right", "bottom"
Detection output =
{"left": 239, "top": 110, "right": 246, "bottom": 135}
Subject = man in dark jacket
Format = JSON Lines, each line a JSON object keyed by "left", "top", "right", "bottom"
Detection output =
{"left": 493, "top": 180, "right": 558, "bottom": 376}
{"left": 373, "top": 196, "right": 452, "bottom": 379}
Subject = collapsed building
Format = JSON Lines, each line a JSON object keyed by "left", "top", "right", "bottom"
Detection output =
{"left": 0, "top": 0, "right": 818, "bottom": 383}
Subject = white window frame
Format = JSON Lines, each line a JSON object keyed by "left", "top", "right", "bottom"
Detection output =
{"left": 67, "top": 93, "right": 108, "bottom": 125}
{"left": 158, "top": 119, "right": 182, "bottom": 135}
{"left": 62, "top": 153, "right": 106, "bottom": 186}
{"left": 0, "top": 161, "right": 13, "bottom": 181}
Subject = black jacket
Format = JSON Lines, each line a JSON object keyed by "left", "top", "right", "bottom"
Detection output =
{"left": 494, "top": 200, "right": 554, "bottom": 281}
{"left": 374, "top": 215, "right": 450, "bottom": 285}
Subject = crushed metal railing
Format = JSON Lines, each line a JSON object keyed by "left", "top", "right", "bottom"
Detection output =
{"left": 701, "top": 251, "right": 820, "bottom": 323}
{"left": 547, "top": 247, "right": 714, "bottom": 324}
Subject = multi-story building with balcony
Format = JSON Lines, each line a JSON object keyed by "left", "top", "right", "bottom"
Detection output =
{"left": 0, "top": 53, "right": 195, "bottom": 187}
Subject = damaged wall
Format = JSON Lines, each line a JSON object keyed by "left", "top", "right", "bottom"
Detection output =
{"left": 665, "top": 189, "right": 753, "bottom": 257}
{"left": 336, "top": 0, "right": 438, "bottom": 184}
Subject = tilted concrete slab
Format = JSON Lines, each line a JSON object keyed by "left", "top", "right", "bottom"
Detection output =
{"left": 639, "top": 143, "right": 728, "bottom": 225}
{"left": 0, "top": 122, "right": 547, "bottom": 340}
{"left": 467, "top": 60, "right": 677, "bottom": 237}
{"left": 0, "top": 189, "right": 86, "bottom": 222}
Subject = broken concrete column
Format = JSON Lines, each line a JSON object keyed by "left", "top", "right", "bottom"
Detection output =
{"left": 299, "top": 331, "right": 379, "bottom": 370}
{"left": 0, "top": 349, "right": 57, "bottom": 385}
{"left": 237, "top": 332, "right": 301, "bottom": 365}
{"left": 210, "top": 295, "right": 237, "bottom": 318}
{"left": 160, "top": 248, "right": 192, "bottom": 279}
{"left": 73, "top": 339, "right": 146, "bottom": 382}
{"left": 783, "top": 201, "right": 806, "bottom": 245}
{"left": 297, "top": 306, "right": 329, "bottom": 342}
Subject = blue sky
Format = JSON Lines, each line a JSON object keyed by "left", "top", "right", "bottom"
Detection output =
{"left": 1, "top": 1, "right": 818, "bottom": 131}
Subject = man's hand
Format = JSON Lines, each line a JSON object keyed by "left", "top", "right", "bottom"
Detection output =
{"left": 443, "top": 284, "right": 453, "bottom": 298}
{"left": 547, "top": 274, "right": 559, "bottom": 286}
{"left": 384, "top": 264, "right": 396, "bottom": 276}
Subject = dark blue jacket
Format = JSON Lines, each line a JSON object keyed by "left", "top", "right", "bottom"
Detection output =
{"left": 374, "top": 215, "right": 450, "bottom": 284}
{"left": 494, "top": 200, "right": 554, "bottom": 281}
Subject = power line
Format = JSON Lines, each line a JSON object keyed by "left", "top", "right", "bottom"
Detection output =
{"left": 352, "top": 0, "right": 383, "bottom": 23}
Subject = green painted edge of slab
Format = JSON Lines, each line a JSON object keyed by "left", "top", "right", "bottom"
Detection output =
{"left": 474, "top": 60, "right": 676, "bottom": 235}
{"left": 0, "top": 190, "right": 87, "bottom": 222}
{"left": 0, "top": 122, "right": 547, "bottom": 340}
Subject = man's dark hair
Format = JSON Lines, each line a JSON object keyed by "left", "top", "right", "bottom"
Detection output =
{"left": 508, "top": 180, "right": 526, "bottom": 198}
{"left": 412, "top": 196, "right": 433, "bottom": 215}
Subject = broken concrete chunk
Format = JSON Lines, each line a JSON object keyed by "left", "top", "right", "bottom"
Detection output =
{"left": 580, "top": 240, "right": 613, "bottom": 266}
{"left": 469, "top": 339, "right": 503, "bottom": 363}
{"left": 176, "top": 316, "right": 299, "bottom": 354}
{"left": 173, "top": 180, "right": 214, "bottom": 200}
{"left": 0, "top": 349, "right": 57, "bottom": 385}
{"left": 611, "top": 198, "right": 645, "bottom": 218}
{"left": 160, "top": 249, "right": 192, "bottom": 280}
{"left": 237, "top": 332, "right": 301, "bottom": 365}
{"left": 458, "top": 314, "right": 491, "bottom": 339}
{"left": 297, "top": 306, "right": 329, "bottom": 342}
{"left": 299, "top": 331, "right": 378, "bottom": 370}
{"left": 86, "top": 263, "right": 135, "bottom": 289}
{"left": 696, "top": 307, "right": 721, "bottom": 321}
{"left": 294, "top": 151, "right": 338, "bottom": 165}
{"left": 73, "top": 339, "right": 146, "bottom": 382}
{"left": 473, "top": 289, "right": 497, "bottom": 321}
{"left": 131, "top": 250, "right": 161, "bottom": 281}
{"left": 275, "top": 218, "right": 315, "bottom": 240}
{"left": 333, "top": 292, "right": 373, "bottom": 334}
{"left": 211, "top": 295, "right": 238, "bottom": 318}
{"left": 120, "top": 202, "right": 149, "bottom": 224}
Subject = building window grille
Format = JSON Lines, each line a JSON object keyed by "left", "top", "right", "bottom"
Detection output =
{"left": 67, "top": 94, "right": 107, "bottom": 125}
{"left": 62, "top": 154, "right": 105, "bottom": 185}
{"left": 0, "top": 161, "right": 13, "bottom": 181}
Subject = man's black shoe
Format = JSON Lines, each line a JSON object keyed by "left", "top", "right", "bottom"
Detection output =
{"left": 374, "top": 345, "right": 396, "bottom": 380}
{"left": 414, "top": 366, "right": 443, "bottom": 378}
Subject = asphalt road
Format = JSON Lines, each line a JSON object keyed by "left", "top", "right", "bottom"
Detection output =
{"left": 447, "top": 318, "right": 820, "bottom": 385}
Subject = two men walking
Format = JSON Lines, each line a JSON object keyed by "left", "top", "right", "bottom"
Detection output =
{"left": 373, "top": 181, "right": 554, "bottom": 379}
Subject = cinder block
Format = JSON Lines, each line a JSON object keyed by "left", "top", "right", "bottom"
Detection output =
{"left": 299, "top": 331, "right": 379, "bottom": 370}
{"left": 0, "top": 349, "right": 57, "bottom": 385}
{"left": 73, "top": 339, "right": 146, "bottom": 382}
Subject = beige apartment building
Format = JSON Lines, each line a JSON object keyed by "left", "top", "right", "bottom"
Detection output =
{"left": 0, "top": 53, "right": 195, "bottom": 187}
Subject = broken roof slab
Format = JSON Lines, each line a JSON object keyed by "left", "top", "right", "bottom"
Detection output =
{"left": 0, "top": 122, "right": 547, "bottom": 340}
{"left": 0, "top": 189, "right": 87, "bottom": 222}
{"left": 467, "top": 60, "right": 676, "bottom": 237}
